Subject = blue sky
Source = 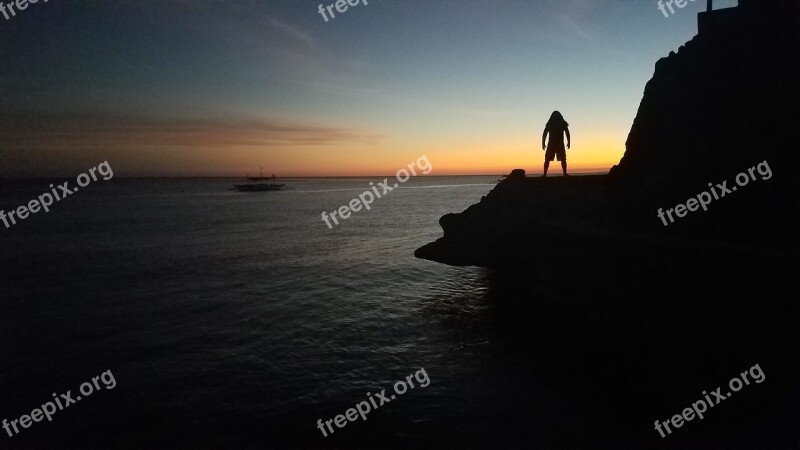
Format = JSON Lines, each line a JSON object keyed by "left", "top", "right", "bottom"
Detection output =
{"left": 0, "top": 0, "right": 739, "bottom": 176}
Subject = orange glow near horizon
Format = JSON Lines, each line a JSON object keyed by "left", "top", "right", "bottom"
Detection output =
{"left": 238, "top": 131, "right": 627, "bottom": 177}
{"left": 2, "top": 114, "right": 629, "bottom": 177}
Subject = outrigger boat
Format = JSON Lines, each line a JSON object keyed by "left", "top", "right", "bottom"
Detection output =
{"left": 234, "top": 168, "right": 286, "bottom": 192}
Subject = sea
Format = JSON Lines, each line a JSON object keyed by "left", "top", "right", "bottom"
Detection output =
{"left": 0, "top": 176, "right": 552, "bottom": 450}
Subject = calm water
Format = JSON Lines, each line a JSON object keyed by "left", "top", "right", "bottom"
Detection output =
{"left": 0, "top": 176, "right": 544, "bottom": 449}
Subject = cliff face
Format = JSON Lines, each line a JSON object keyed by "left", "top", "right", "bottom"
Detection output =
{"left": 417, "top": 0, "right": 800, "bottom": 268}
{"left": 611, "top": 0, "right": 799, "bottom": 187}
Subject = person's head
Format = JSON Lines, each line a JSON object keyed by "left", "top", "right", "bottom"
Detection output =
{"left": 547, "top": 111, "right": 568, "bottom": 127}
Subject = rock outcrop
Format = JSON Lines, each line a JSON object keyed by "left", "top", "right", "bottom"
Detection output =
{"left": 416, "top": 0, "right": 799, "bottom": 268}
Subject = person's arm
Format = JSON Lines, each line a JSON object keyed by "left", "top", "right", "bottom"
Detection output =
{"left": 565, "top": 127, "right": 571, "bottom": 149}
{"left": 541, "top": 128, "right": 548, "bottom": 150}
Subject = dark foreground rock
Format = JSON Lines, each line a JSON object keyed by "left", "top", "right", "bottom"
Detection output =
{"left": 414, "top": 4, "right": 800, "bottom": 448}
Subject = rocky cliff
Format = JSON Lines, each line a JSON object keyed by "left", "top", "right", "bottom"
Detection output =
{"left": 416, "top": 0, "right": 800, "bottom": 268}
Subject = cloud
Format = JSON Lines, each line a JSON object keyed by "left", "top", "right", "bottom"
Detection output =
{"left": 0, "top": 112, "right": 383, "bottom": 151}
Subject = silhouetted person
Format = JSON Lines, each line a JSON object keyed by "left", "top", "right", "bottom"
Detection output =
{"left": 541, "top": 111, "right": 571, "bottom": 177}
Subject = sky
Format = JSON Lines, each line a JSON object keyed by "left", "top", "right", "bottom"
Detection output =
{"left": 0, "top": 0, "right": 738, "bottom": 177}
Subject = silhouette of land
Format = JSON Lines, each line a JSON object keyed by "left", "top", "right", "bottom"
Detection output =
{"left": 415, "top": 1, "right": 800, "bottom": 448}
{"left": 417, "top": 0, "right": 799, "bottom": 268}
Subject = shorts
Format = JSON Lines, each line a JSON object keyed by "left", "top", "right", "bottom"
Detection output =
{"left": 545, "top": 147, "right": 566, "bottom": 162}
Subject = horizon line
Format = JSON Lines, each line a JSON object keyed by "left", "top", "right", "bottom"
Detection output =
{"left": 4, "top": 171, "right": 611, "bottom": 180}
{"left": 2, "top": 167, "right": 613, "bottom": 180}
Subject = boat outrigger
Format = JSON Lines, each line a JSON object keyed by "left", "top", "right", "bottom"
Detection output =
{"left": 234, "top": 168, "right": 286, "bottom": 192}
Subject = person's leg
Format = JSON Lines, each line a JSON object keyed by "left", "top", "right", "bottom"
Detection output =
{"left": 543, "top": 148, "right": 555, "bottom": 177}
{"left": 561, "top": 160, "right": 568, "bottom": 176}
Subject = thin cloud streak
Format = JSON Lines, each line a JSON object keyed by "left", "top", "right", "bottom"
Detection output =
{"left": 0, "top": 113, "right": 384, "bottom": 151}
